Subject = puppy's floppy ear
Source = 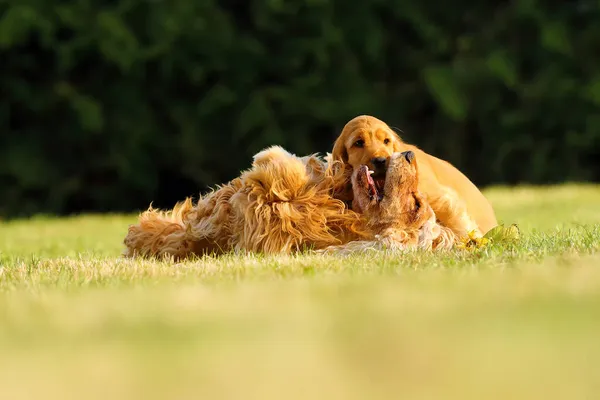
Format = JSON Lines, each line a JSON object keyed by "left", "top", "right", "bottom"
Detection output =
{"left": 332, "top": 134, "right": 348, "bottom": 163}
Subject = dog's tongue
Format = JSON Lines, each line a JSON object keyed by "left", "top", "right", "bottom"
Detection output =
{"left": 360, "top": 166, "right": 377, "bottom": 196}
{"left": 358, "top": 166, "right": 379, "bottom": 199}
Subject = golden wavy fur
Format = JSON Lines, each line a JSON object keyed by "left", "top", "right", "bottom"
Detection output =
{"left": 122, "top": 146, "right": 457, "bottom": 259}
{"left": 332, "top": 115, "right": 497, "bottom": 237}
{"left": 122, "top": 146, "right": 368, "bottom": 260}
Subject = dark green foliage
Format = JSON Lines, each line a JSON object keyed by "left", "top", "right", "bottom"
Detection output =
{"left": 1, "top": 0, "right": 600, "bottom": 217}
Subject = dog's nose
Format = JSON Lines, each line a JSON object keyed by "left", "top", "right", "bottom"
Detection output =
{"left": 402, "top": 151, "right": 415, "bottom": 164}
{"left": 371, "top": 157, "right": 387, "bottom": 170}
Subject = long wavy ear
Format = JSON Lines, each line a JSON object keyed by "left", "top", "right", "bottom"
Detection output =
{"left": 331, "top": 134, "right": 348, "bottom": 163}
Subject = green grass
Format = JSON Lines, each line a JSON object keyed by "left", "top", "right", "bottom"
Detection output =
{"left": 1, "top": 183, "right": 599, "bottom": 400}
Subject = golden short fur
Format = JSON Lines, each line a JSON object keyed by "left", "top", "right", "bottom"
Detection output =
{"left": 123, "top": 146, "right": 457, "bottom": 260}
{"left": 332, "top": 115, "right": 497, "bottom": 236}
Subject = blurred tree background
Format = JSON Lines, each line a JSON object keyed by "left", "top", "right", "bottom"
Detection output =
{"left": 1, "top": 0, "right": 600, "bottom": 218}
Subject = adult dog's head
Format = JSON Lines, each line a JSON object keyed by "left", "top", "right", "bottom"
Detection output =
{"left": 332, "top": 115, "right": 404, "bottom": 197}
{"left": 316, "top": 150, "right": 456, "bottom": 254}
{"left": 351, "top": 150, "right": 435, "bottom": 238}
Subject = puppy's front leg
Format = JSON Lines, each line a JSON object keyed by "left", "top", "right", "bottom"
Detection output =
{"left": 426, "top": 185, "right": 481, "bottom": 239}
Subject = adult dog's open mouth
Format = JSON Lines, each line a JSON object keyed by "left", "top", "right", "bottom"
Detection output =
{"left": 371, "top": 172, "right": 386, "bottom": 199}
{"left": 356, "top": 165, "right": 385, "bottom": 202}
{"left": 355, "top": 151, "right": 416, "bottom": 204}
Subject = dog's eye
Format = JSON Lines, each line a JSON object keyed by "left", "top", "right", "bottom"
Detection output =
{"left": 353, "top": 139, "right": 364, "bottom": 148}
{"left": 383, "top": 138, "right": 390, "bottom": 145}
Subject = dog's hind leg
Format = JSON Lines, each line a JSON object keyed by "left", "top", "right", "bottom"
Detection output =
{"left": 122, "top": 198, "right": 224, "bottom": 260}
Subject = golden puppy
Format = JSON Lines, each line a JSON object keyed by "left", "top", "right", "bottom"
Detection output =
{"left": 332, "top": 115, "right": 497, "bottom": 236}
{"left": 319, "top": 150, "right": 456, "bottom": 254}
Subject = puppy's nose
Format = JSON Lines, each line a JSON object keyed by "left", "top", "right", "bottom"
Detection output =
{"left": 402, "top": 151, "right": 415, "bottom": 164}
{"left": 371, "top": 157, "right": 387, "bottom": 170}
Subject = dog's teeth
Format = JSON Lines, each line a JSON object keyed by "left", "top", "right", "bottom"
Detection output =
{"left": 368, "top": 170, "right": 375, "bottom": 175}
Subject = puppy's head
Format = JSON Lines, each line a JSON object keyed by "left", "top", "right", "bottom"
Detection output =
{"left": 352, "top": 150, "right": 434, "bottom": 229}
{"left": 332, "top": 115, "right": 405, "bottom": 194}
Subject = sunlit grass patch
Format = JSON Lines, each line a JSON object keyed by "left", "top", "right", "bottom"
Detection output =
{"left": 0, "top": 184, "right": 599, "bottom": 400}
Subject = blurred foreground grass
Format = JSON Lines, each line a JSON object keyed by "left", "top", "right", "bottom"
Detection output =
{"left": 0, "top": 184, "right": 599, "bottom": 400}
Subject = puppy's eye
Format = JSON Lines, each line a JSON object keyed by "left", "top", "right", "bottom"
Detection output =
{"left": 383, "top": 138, "right": 391, "bottom": 145}
{"left": 353, "top": 139, "right": 364, "bottom": 148}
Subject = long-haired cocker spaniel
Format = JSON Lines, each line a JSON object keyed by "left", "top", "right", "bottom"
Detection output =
{"left": 123, "top": 146, "right": 366, "bottom": 260}
{"left": 122, "top": 146, "right": 456, "bottom": 259}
